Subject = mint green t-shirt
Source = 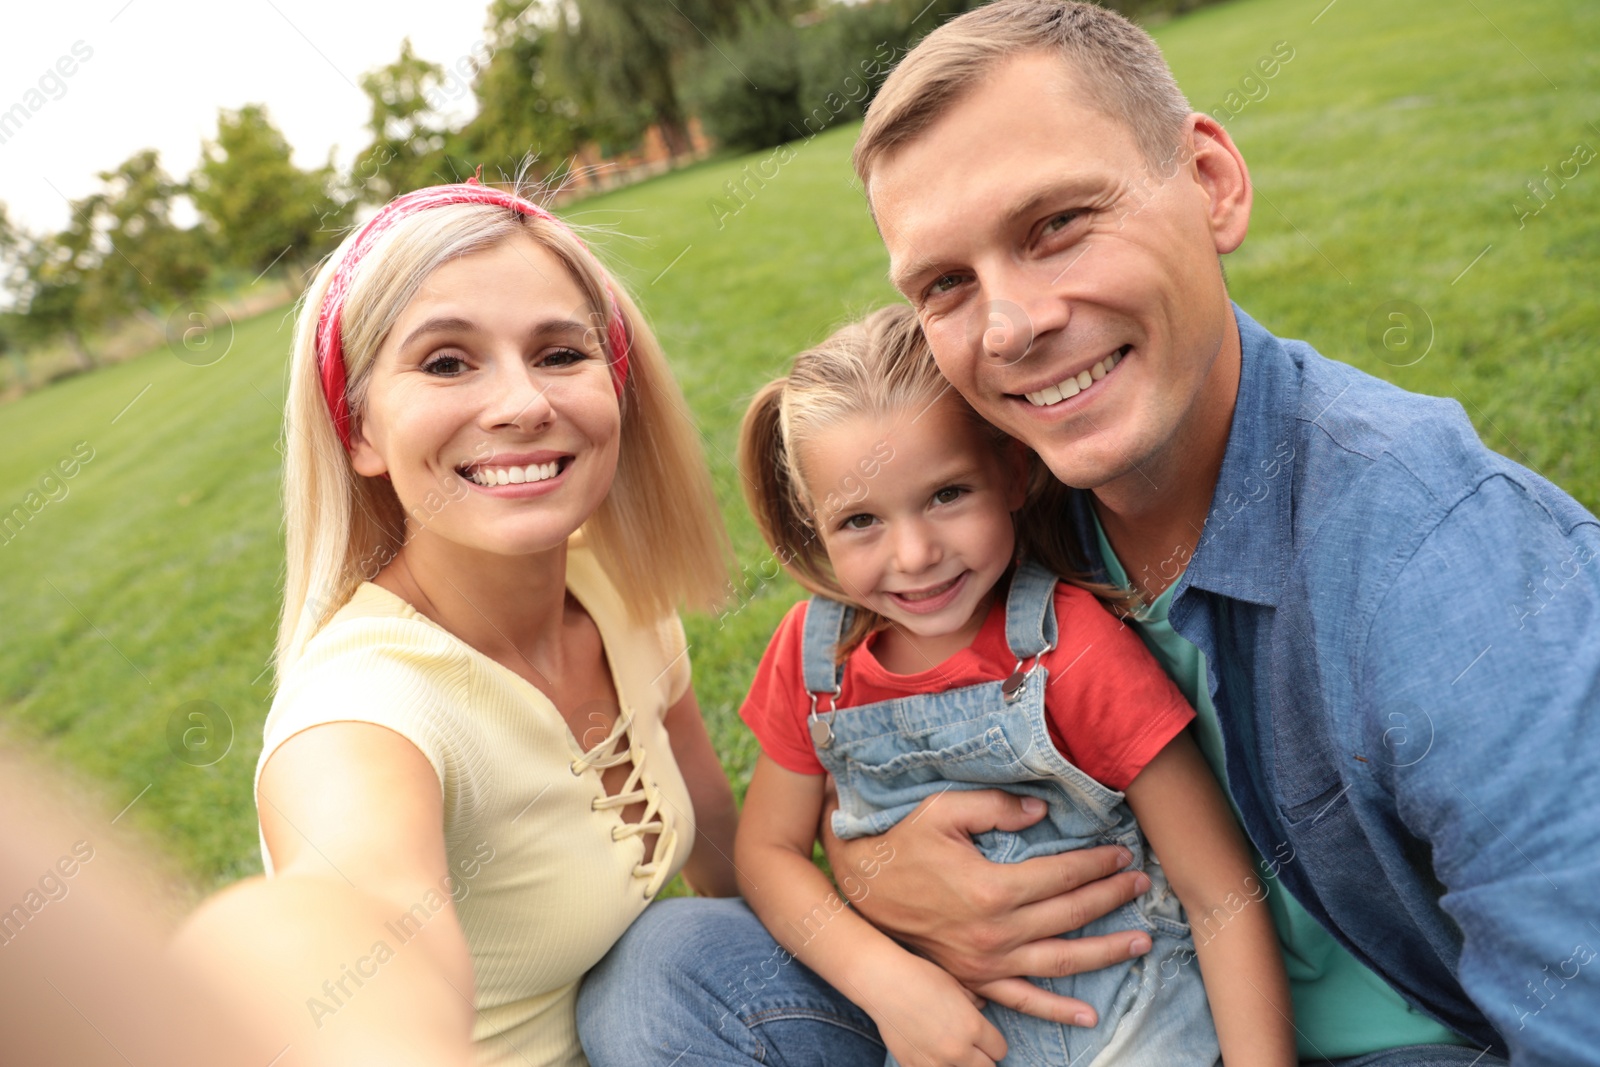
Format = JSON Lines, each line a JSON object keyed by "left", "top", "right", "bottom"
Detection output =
{"left": 1093, "top": 521, "right": 1467, "bottom": 1058}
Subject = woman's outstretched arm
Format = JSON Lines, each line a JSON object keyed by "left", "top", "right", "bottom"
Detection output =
{"left": 176, "top": 722, "right": 476, "bottom": 1067}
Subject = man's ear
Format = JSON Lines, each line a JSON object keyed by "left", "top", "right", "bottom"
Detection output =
{"left": 1185, "top": 113, "right": 1252, "bottom": 255}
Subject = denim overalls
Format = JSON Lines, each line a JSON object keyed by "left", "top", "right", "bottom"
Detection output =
{"left": 801, "top": 561, "right": 1220, "bottom": 1066}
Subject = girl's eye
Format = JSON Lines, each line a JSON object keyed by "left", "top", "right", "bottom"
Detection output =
{"left": 841, "top": 513, "right": 877, "bottom": 531}
{"left": 422, "top": 353, "right": 468, "bottom": 376}
{"left": 932, "top": 486, "right": 965, "bottom": 505}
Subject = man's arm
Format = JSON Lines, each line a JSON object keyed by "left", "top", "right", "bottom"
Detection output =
{"left": 821, "top": 786, "right": 1154, "bottom": 1023}
{"left": 1358, "top": 474, "right": 1600, "bottom": 1062}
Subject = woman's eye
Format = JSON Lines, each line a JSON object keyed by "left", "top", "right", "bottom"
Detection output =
{"left": 422, "top": 353, "right": 468, "bottom": 376}
{"left": 540, "top": 347, "right": 588, "bottom": 367}
{"left": 933, "top": 487, "right": 965, "bottom": 505}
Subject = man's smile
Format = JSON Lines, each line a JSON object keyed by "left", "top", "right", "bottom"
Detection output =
{"left": 1016, "top": 345, "right": 1129, "bottom": 408}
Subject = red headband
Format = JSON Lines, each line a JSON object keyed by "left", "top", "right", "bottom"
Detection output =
{"left": 314, "top": 178, "right": 632, "bottom": 451}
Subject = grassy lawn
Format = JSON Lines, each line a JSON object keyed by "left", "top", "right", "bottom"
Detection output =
{"left": 0, "top": 0, "right": 1595, "bottom": 892}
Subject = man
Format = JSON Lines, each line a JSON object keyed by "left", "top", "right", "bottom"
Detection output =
{"left": 580, "top": 3, "right": 1599, "bottom": 1063}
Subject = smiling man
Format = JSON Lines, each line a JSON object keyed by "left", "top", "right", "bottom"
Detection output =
{"left": 578, "top": 4, "right": 1600, "bottom": 1064}
{"left": 835, "top": 1, "right": 1599, "bottom": 1062}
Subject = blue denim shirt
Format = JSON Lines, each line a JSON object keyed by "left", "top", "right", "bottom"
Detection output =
{"left": 1066, "top": 307, "right": 1600, "bottom": 1063}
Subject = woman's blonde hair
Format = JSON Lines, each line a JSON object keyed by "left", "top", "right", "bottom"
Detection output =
{"left": 738, "top": 304, "right": 1130, "bottom": 657}
{"left": 277, "top": 192, "right": 727, "bottom": 673}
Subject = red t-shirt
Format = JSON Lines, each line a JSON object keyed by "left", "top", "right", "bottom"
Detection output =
{"left": 740, "top": 582, "right": 1195, "bottom": 791}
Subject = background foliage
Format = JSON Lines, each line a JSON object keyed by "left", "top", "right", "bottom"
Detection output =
{"left": 0, "top": 0, "right": 1594, "bottom": 895}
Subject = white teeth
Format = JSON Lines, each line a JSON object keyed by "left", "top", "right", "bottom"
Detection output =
{"left": 897, "top": 576, "right": 960, "bottom": 601}
{"left": 465, "top": 461, "right": 562, "bottom": 487}
{"left": 1023, "top": 349, "right": 1127, "bottom": 407}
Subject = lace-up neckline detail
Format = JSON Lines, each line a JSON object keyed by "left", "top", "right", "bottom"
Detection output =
{"left": 569, "top": 706, "right": 680, "bottom": 897}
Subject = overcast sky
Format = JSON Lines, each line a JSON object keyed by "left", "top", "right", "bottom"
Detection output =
{"left": 0, "top": 0, "right": 492, "bottom": 234}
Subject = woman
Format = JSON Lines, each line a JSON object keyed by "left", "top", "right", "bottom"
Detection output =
{"left": 185, "top": 179, "right": 737, "bottom": 1067}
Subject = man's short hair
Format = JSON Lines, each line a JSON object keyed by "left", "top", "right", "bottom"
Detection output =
{"left": 853, "top": 0, "right": 1193, "bottom": 188}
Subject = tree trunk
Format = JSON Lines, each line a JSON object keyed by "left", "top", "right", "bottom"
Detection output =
{"left": 66, "top": 330, "right": 95, "bottom": 371}
{"left": 658, "top": 117, "right": 692, "bottom": 160}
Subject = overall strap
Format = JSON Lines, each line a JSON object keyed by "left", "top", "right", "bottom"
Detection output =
{"left": 800, "top": 595, "right": 852, "bottom": 707}
{"left": 1004, "top": 558, "right": 1060, "bottom": 662}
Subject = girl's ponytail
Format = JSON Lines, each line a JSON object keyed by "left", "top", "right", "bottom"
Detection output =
{"left": 739, "top": 378, "right": 829, "bottom": 596}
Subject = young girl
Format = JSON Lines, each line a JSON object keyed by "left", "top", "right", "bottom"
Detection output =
{"left": 733, "top": 306, "right": 1293, "bottom": 1067}
{"left": 198, "top": 178, "right": 739, "bottom": 1066}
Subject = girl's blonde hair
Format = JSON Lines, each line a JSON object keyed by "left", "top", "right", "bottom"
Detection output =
{"left": 738, "top": 304, "right": 1129, "bottom": 656}
{"left": 277, "top": 193, "right": 728, "bottom": 674}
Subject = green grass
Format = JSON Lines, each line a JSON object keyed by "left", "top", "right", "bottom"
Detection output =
{"left": 0, "top": 0, "right": 1595, "bottom": 890}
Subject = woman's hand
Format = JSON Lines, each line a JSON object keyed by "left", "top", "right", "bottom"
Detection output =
{"left": 821, "top": 786, "right": 1153, "bottom": 1024}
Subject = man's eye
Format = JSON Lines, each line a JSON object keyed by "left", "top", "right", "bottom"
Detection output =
{"left": 422, "top": 353, "right": 468, "bottom": 376}
{"left": 932, "top": 487, "right": 965, "bottom": 505}
{"left": 1044, "top": 210, "right": 1082, "bottom": 234}
{"left": 929, "top": 273, "right": 965, "bottom": 295}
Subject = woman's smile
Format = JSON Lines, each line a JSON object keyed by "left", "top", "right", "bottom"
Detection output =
{"left": 350, "top": 233, "right": 623, "bottom": 560}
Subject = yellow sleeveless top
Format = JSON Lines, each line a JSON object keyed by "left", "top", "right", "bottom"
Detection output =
{"left": 256, "top": 544, "right": 696, "bottom": 1065}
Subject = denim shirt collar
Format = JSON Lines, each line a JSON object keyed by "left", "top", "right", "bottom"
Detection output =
{"left": 1176, "top": 304, "right": 1297, "bottom": 608}
{"left": 1064, "top": 304, "right": 1296, "bottom": 608}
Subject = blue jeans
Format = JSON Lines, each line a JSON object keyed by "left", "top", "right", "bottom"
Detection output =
{"left": 578, "top": 897, "right": 883, "bottom": 1065}
{"left": 577, "top": 899, "right": 1507, "bottom": 1067}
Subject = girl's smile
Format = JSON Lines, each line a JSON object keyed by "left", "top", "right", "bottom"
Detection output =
{"left": 804, "top": 392, "right": 1026, "bottom": 671}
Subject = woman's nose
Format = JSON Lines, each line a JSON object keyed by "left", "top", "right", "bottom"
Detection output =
{"left": 482, "top": 362, "right": 555, "bottom": 433}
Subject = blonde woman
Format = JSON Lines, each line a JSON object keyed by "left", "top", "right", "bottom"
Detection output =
{"left": 179, "top": 180, "right": 737, "bottom": 1067}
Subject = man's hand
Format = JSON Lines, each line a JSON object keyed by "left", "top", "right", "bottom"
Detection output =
{"left": 822, "top": 787, "right": 1153, "bottom": 1025}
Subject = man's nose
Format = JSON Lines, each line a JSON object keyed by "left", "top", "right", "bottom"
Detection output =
{"left": 977, "top": 270, "right": 1070, "bottom": 366}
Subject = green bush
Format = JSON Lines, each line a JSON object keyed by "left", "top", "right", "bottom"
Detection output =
{"left": 691, "top": 9, "right": 808, "bottom": 151}
{"left": 695, "top": 0, "right": 996, "bottom": 152}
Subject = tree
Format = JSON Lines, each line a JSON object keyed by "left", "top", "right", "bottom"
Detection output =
{"left": 553, "top": 0, "right": 750, "bottom": 158}
{"left": 191, "top": 104, "right": 345, "bottom": 282}
{"left": 88, "top": 150, "right": 211, "bottom": 320}
{"left": 0, "top": 203, "right": 22, "bottom": 310}
{"left": 6, "top": 153, "right": 212, "bottom": 372}
{"left": 452, "top": 0, "right": 596, "bottom": 184}
{"left": 16, "top": 201, "right": 101, "bottom": 370}
{"left": 352, "top": 39, "right": 453, "bottom": 203}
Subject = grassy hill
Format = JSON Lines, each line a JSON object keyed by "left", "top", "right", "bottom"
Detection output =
{"left": 1, "top": 0, "right": 1596, "bottom": 889}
